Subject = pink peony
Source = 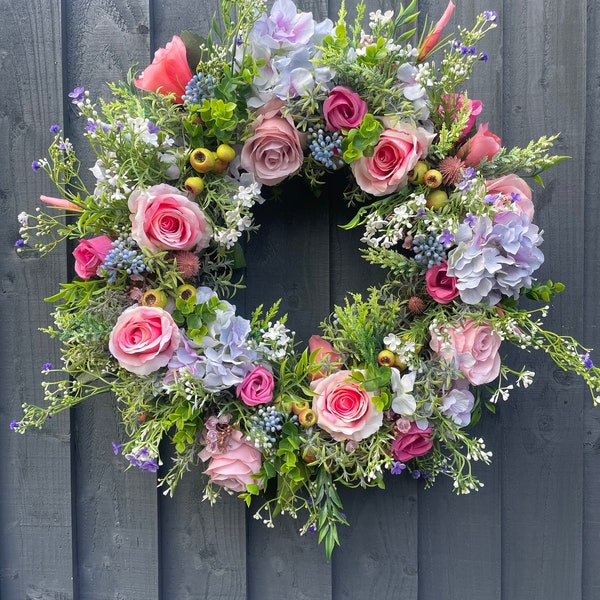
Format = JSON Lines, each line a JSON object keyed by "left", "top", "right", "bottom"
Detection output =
{"left": 108, "top": 305, "right": 181, "bottom": 375}
{"left": 240, "top": 112, "right": 304, "bottom": 185}
{"left": 417, "top": 1, "right": 456, "bottom": 61}
{"left": 128, "top": 183, "right": 212, "bottom": 252}
{"left": 438, "top": 94, "right": 483, "bottom": 141}
{"left": 307, "top": 335, "right": 344, "bottom": 380}
{"left": 485, "top": 174, "right": 534, "bottom": 220}
{"left": 456, "top": 123, "right": 502, "bottom": 166}
{"left": 322, "top": 86, "right": 368, "bottom": 132}
{"left": 310, "top": 370, "right": 383, "bottom": 442}
{"left": 236, "top": 366, "right": 275, "bottom": 406}
{"left": 425, "top": 260, "right": 459, "bottom": 304}
{"left": 391, "top": 422, "right": 434, "bottom": 461}
{"left": 73, "top": 235, "right": 113, "bottom": 279}
{"left": 199, "top": 429, "right": 262, "bottom": 493}
{"left": 351, "top": 121, "right": 434, "bottom": 196}
{"left": 134, "top": 35, "right": 193, "bottom": 104}
{"left": 429, "top": 320, "right": 501, "bottom": 385}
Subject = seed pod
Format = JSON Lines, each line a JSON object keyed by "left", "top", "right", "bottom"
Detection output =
{"left": 141, "top": 289, "right": 168, "bottom": 308}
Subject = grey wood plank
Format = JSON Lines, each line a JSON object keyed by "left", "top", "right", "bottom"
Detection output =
{"left": 62, "top": 1, "right": 161, "bottom": 598}
{"left": 583, "top": 2, "right": 600, "bottom": 598}
{"left": 0, "top": 1, "right": 74, "bottom": 598}
{"left": 501, "top": 1, "right": 586, "bottom": 599}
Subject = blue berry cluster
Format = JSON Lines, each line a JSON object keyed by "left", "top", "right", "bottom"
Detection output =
{"left": 412, "top": 234, "right": 447, "bottom": 267}
{"left": 102, "top": 235, "right": 150, "bottom": 284}
{"left": 308, "top": 128, "right": 344, "bottom": 169}
{"left": 182, "top": 73, "right": 217, "bottom": 106}
{"left": 247, "top": 406, "right": 287, "bottom": 451}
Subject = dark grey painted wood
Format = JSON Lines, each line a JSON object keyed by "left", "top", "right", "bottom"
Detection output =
{"left": 501, "top": 1, "right": 586, "bottom": 599}
{"left": 1, "top": 0, "right": 599, "bottom": 598}
{"left": 0, "top": 1, "right": 74, "bottom": 598}
{"left": 583, "top": 3, "right": 600, "bottom": 598}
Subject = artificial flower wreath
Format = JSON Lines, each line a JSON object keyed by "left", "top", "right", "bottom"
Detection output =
{"left": 14, "top": 0, "right": 599, "bottom": 556}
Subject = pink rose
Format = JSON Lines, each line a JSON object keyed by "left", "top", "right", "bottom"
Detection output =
{"left": 128, "top": 183, "right": 212, "bottom": 252}
{"left": 485, "top": 174, "right": 534, "bottom": 220}
{"left": 240, "top": 113, "right": 304, "bottom": 185}
{"left": 134, "top": 35, "right": 193, "bottom": 104}
{"left": 351, "top": 122, "right": 434, "bottom": 196}
{"left": 417, "top": 1, "right": 456, "bottom": 61}
{"left": 73, "top": 235, "right": 113, "bottom": 279}
{"left": 199, "top": 429, "right": 262, "bottom": 493}
{"left": 236, "top": 366, "right": 274, "bottom": 406}
{"left": 439, "top": 94, "right": 483, "bottom": 141}
{"left": 429, "top": 320, "right": 501, "bottom": 385}
{"left": 322, "top": 86, "right": 368, "bottom": 132}
{"left": 425, "top": 260, "right": 459, "bottom": 304}
{"left": 456, "top": 123, "right": 502, "bottom": 166}
{"left": 310, "top": 370, "right": 383, "bottom": 442}
{"left": 391, "top": 423, "right": 434, "bottom": 462}
{"left": 308, "top": 335, "right": 344, "bottom": 380}
{"left": 109, "top": 305, "right": 181, "bottom": 375}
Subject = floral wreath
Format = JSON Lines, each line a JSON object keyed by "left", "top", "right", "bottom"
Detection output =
{"left": 14, "top": 0, "right": 599, "bottom": 556}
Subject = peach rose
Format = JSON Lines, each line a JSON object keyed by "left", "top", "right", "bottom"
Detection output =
{"left": 311, "top": 370, "right": 383, "bottom": 442}
{"left": 456, "top": 123, "right": 502, "bottom": 167}
{"left": 429, "top": 320, "right": 501, "bottom": 385}
{"left": 73, "top": 235, "right": 113, "bottom": 279}
{"left": 308, "top": 335, "right": 344, "bottom": 380}
{"left": 240, "top": 113, "right": 304, "bottom": 185}
{"left": 199, "top": 429, "right": 262, "bottom": 493}
{"left": 236, "top": 366, "right": 274, "bottom": 406}
{"left": 134, "top": 35, "right": 193, "bottom": 104}
{"left": 351, "top": 122, "right": 434, "bottom": 196}
{"left": 425, "top": 260, "right": 459, "bottom": 304}
{"left": 109, "top": 305, "right": 181, "bottom": 375}
{"left": 323, "top": 86, "right": 368, "bottom": 131}
{"left": 485, "top": 174, "right": 534, "bottom": 220}
{"left": 128, "top": 183, "right": 212, "bottom": 252}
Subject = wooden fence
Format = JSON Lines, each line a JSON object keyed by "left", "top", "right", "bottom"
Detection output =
{"left": 1, "top": 0, "right": 598, "bottom": 598}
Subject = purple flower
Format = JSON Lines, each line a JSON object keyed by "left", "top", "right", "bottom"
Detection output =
{"left": 85, "top": 120, "right": 97, "bottom": 133}
{"left": 15, "top": 239, "right": 26, "bottom": 248}
{"left": 412, "top": 470, "right": 421, "bottom": 479}
{"left": 253, "top": 0, "right": 315, "bottom": 49}
{"left": 307, "top": 524, "right": 317, "bottom": 534}
{"left": 484, "top": 11, "right": 497, "bottom": 21}
{"left": 147, "top": 121, "right": 160, "bottom": 134}
{"left": 10, "top": 420, "right": 20, "bottom": 430}
{"left": 582, "top": 353, "right": 594, "bottom": 369}
{"left": 391, "top": 461, "right": 406, "bottom": 475}
{"left": 438, "top": 228, "right": 455, "bottom": 247}
{"left": 49, "top": 125, "right": 61, "bottom": 134}
{"left": 31, "top": 160, "right": 41, "bottom": 172}
{"left": 480, "top": 53, "right": 489, "bottom": 62}
{"left": 112, "top": 442, "right": 122, "bottom": 455}
{"left": 68, "top": 86, "right": 85, "bottom": 103}
{"left": 441, "top": 379, "right": 475, "bottom": 427}
{"left": 416, "top": 207, "right": 427, "bottom": 218}
{"left": 41, "top": 362, "right": 53, "bottom": 372}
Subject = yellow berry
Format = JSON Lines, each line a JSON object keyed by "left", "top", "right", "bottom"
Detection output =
{"left": 298, "top": 408, "right": 317, "bottom": 427}
{"left": 408, "top": 160, "right": 429, "bottom": 185}
{"left": 176, "top": 284, "right": 196, "bottom": 302}
{"left": 426, "top": 189, "right": 449, "bottom": 210}
{"left": 216, "top": 143, "right": 236, "bottom": 162}
{"left": 141, "top": 289, "right": 168, "bottom": 308}
{"left": 189, "top": 148, "right": 215, "bottom": 173}
{"left": 424, "top": 169, "right": 443, "bottom": 188}
{"left": 184, "top": 176, "right": 204, "bottom": 195}
{"left": 378, "top": 349, "right": 395, "bottom": 367}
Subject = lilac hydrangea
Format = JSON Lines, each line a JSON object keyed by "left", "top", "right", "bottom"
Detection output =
{"left": 245, "top": 0, "right": 334, "bottom": 106}
{"left": 446, "top": 212, "right": 544, "bottom": 305}
{"left": 164, "top": 287, "right": 258, "bottom": 392}
{"left": 440, "top": 380, "right": 475, "bottom": 427}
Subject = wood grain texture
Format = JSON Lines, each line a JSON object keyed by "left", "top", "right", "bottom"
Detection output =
{"left": 501, "top": 1, "right": 586, "bottom": 599}
{"left": 0, "top": 1, "right": 74, "bottom": 598}
{"left": 583, "top": 1, "right": 600, "bottom": 598}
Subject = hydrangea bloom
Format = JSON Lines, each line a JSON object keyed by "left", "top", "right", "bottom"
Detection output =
{"left": 446, "top": 212, "right": 544, "bottom": 305}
